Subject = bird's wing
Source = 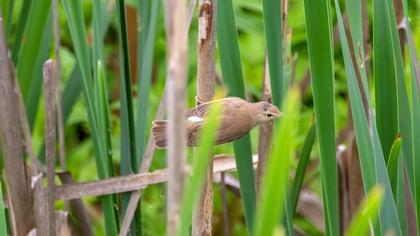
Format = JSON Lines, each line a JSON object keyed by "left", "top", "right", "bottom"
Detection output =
{"left": 186, "top": 102, "right": 212, "bottom": 118}
{"left": 186, "top": 97, "right": 245, "bottom": 118}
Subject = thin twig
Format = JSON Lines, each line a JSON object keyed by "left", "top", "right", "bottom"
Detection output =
{"left": 193, "top": 0, "right": 217, "bottom": 235}
{"left": 44, "top": 59, "right": 57, "bottom": 236}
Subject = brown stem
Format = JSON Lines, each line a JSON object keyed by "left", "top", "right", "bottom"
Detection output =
{"left": 44, "top": 60, "right": 57, "bottom": 236}
{"left": 193, "top": 0, "right": 217, "bottom": 235}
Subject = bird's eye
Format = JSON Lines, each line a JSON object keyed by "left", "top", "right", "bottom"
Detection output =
{"left": 267, "top": 114, "right": 273, "bottom": 117}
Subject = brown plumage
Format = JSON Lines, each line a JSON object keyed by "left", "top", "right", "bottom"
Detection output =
{"left": 152, "top": 97, "right": 281, "bottom": 148}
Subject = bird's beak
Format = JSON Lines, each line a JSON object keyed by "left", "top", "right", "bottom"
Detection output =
{"left": 270, "top": 106, "right": 282, "bottom": 118}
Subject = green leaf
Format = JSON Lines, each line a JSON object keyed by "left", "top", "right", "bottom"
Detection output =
{"left": 302, "top": 0, "right": 339, "bottom": 234}
{"left": 373, "top": 0, "right": 400, "bottom": 161}
{"left": 334, "top": 0, "right": 402, "bottom": 234}
{"left": 177, "top": 103, "right": 222, "bottom": 236}
{"left": 136, "top": 0, "right": 159, "bottom": 166}
{"left": 262, "top": 0, "right": 283, "bottom": 107}
{"left": 11, "top": 0, "right": 30, "bottom": 62}
{"left": 254, "top": 87, "right": 300, "bottom": 236}
{"left": 25, "top": 15, "right": 52, "bottom": 130}
{"left": 217, "top": 0, "right": 256, "bottom": 233}
{"left": 401, "top": 1, "right": 420, "bottom": 232}
{"left": 16, "top": 0, "right": 52, "bottom": 98}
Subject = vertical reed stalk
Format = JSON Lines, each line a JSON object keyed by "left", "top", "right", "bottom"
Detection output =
{"left": 165, "top": 0, "right": 188, "bottom": 234}
{"left": 193, "top": 0, "right": 216, "bottom": 235}
{"left": 0, "top": 17, "right": 35, "bottom": 236}
{"left": 43, "top": 59, "right": 56, "bottom": 236}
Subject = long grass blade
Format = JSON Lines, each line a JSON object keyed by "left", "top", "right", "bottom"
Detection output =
{"left": 11, "top": 0, "right": 30, "bottom": 62}
{"left": 400, "top": 0, "right": 420, "bottom": 232}
{"left": 136, "top": 0, "right": 159, "bottom": 167}
{"left": 373, "top": 0, "right": 403, "bottom": 161}
{"left": 254, "top": 87, "right": 300, "bottom": 236}
{"left": 262, "top": 0, "right": 283, "bottom": 107}
{"left": 115, "top": 0, "right": 139, "bottom": 233}
{"left": 216, "top": 0, "right": 256, "bottom": 233}
{"left": 16, "top": 0, "right": 51, "bottom": 99}
{"left": 25, "top": 16, "right": 52, "bottom": 130}
{"left": 411, "top": 60, "right": 420, "bottom": 236}
{"left": 302, "top": 0, "right": 339, "bottom": 234}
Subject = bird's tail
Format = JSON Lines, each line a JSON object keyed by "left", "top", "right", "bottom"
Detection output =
{"left": 152, "top": 120, "right": 168, "bottom": 148}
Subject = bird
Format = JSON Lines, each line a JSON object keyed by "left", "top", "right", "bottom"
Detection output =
{"left": 152, "top": 97, "right": 282, "bottom": 148}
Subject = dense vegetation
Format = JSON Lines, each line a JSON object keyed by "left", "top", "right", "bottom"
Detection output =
{"left": 0, "top": 0, "right": 419, "bottom": 235}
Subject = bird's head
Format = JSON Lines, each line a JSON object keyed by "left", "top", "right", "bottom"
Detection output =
{"left": 254, "top": 101, "right": 282, "bottom": 122}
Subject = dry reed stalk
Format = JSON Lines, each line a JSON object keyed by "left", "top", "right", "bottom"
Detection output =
{"left": 256, "top": 56, "right": 273, "bottom": 191}
{"left": 44, "top": 59, "right": 57, "bottom": 236}
{"left": 165, "top": 0, "right": 188, "bottom": 234}
{"left": 57, "top": 154, "right": 254, "bottom": 200}
{"left": 58, "top": 169, "right": 170, "bottom": 200}
{"left": 0, "top": 17, "right": 35, "bottom": 236}
{"left": 33, "top": 173, "right": 48, "bottom": 236}
{"left": 193, "top": 0, "right": 216, "bottom": 235}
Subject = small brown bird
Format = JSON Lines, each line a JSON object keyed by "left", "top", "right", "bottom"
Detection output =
{"left": 152, "top": 97, "right": 281, "bottom": 148}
